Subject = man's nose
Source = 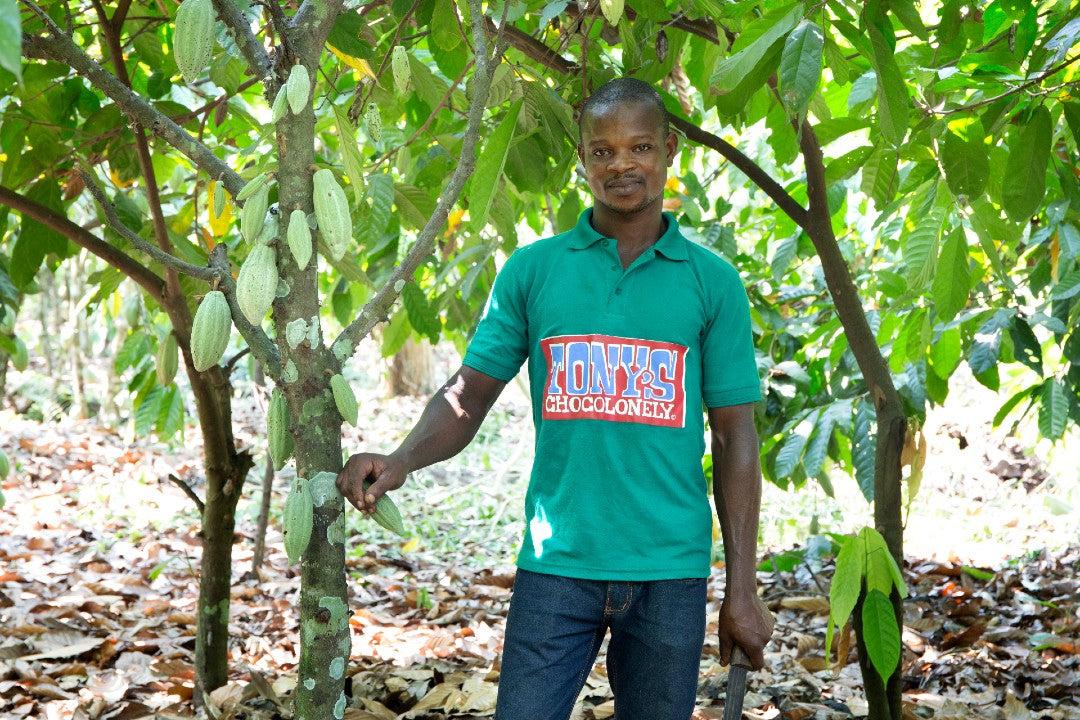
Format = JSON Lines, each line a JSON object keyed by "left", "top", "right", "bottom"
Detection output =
{"left": 607, "top": 150, "right": 636, "bottom": 173}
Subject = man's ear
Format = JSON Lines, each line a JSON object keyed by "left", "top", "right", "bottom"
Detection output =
{"left": 577, "top": 143, "right": 585, "bottom": 166}
{"left": 665, "top": 132, "right": 679, "bottom": 167}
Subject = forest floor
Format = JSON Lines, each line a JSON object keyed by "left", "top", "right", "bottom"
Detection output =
{"left": 0, "top": 347, "right": 1078, "bottom": 720}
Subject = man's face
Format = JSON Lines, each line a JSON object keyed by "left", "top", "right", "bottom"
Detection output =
{"left": 577, "top": 100, "right": 677, "bottom": 218}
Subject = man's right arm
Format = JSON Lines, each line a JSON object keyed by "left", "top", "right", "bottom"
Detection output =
{"left": 336, "top": 365, "right": 506, "bottom": 514}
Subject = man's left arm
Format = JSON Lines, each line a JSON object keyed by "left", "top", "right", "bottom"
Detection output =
{"left": 709, "top": 402, "right": 774, "bottom": 669}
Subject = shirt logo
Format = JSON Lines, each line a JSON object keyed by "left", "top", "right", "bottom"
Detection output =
{"left": 541, "top": 334, "right": 687, "bottom": 428}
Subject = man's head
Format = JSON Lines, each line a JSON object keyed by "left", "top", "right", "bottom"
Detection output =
{"left": 577, "top": 78, "right": 677, "bottom": 219}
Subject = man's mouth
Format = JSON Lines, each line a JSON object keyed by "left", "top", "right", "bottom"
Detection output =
{"left": 606, "top": 177, "right": 643, "bottom": 191}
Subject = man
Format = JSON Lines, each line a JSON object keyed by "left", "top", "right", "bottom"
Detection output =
{"left": 337, "top": 78, "right": 771, "bottom": 720}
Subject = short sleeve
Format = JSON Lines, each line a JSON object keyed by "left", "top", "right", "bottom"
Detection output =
{"left": 462, "top": 252, "right": 530, "bottom": 382}
{"left": 701, "top": 263, "right": 761, "bottom": 408}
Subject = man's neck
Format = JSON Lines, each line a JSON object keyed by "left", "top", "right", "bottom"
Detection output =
{"left": 590, "top": 204, "right": 666, "bottom": 252}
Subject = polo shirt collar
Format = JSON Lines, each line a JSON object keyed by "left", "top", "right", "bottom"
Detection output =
{"left": 569, "top": 208, "right": 688, "bottom": 261}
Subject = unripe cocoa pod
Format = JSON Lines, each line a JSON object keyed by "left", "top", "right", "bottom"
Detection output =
{"left": 0, "top": 448, "right": 9, "bottom": 480}
{"left": 267, "top": 387, "right": 292, "bottom": 471}
{"left": 364, "top": 102, "right": 382, "bottom": 143}
{"left": 287, "top": 209, "right": 313, "bottom": 270}
{"left": 391, "top": 46, "right": 410, "bottom": 95}
{"left": 157, "top": 333, "right": 179, "bottom": 386}
{"left": 173, "top": 0, "right": 215, "bottom": 84}
{"left": 371, "top": 488, "right": 406, "bottom": 536}
{"left": 282, "top": 479, "right": 313, "bottom": 564}
{"left": 236, "top": 245, "right": 277, "bottom": 323}
{"left": 213, "top": 180, "right": 226, "bottom": 218}
{"left": 240, "top": 182, "right": 270, "bottom": 244}
{"left": 330, "top": 373, "right": 358, "bottom": 426}
{"left": 10, "top": 337, "right": 27, "bottom": 372}
{"left": 287, "top": 65, "right": 311, "bottom": 115}
{"left": 235, "top": 173, "right": 267, "bottom": 202}
{"left": 271, "top": 86, "right": 288, "bottom": 123}
{"left": 312, "top": 169, "right": 351, "bottom": 261}
{"left": 190, "top": 290, "right": 232, "bottom": 372}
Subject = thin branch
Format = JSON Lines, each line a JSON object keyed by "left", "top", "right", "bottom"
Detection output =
{"left": 924, "top": 53, "right": 1080, "bottom": 116}
{"left": 0, "top": 185, "right": 167, "bottom": 304}
{"left": 332, "top": 0, "right": 503, "bottom": 358}
{"left": 211, "top": 0, "right": 274, "bottom": 80}
{"left": 21, "top": 2, "right": 245, "bottom": 197}
{"left": 79, "top": 168, "right": 219, "bottom": 282}
{"left": 169, "top": 474, "right": 206, "bottom": 514}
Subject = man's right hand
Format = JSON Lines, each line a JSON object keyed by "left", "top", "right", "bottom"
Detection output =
{"left": 337, "top": 452, "right": 409, "bottom": 515}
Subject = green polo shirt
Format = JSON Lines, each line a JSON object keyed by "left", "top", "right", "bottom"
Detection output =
{"left": 463, "top": 209, "right": 760, "bottom": 580}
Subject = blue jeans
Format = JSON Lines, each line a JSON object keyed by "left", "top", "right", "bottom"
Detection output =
{"left": 495, "top": 569, "right": 707, "bottom": 720}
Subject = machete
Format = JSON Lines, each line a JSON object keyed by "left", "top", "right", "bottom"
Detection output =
{"left": 722, "top": 646, "right": 753, "bottom": 720}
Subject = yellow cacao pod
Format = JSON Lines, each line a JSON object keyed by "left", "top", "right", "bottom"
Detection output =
{"left": 235, "top": 173, "right": 267, "bottom": 202}
{"left": 267, "top": 387, "right": 292, "bottom": 471}
{"left": 282, "top": 479, "right": 314, "bottom": 564}
{"left": 190, "top": 290, "right": 231, "bottom": 372}
{"left": 312, "top": 169, "right": 351, "bottom": 261}
{"left": 287, "top": 65, "right": 311, "bottom": 115}
{"left": 391, "top": 46, "right": 410, "bottom": 95}
{"left": 236, "top": 245, "right": 277, "bottom": 324}
{"left": 240, "top": 182, "right": 269, "bottom": 244}
{"left": 156, "top": 333, "right": 179, "bottom": 386}
{"left": 287, "top": 209, "right": 313, "bottom": 270}
{"left": 329, "top": 373, "right": 358, "bottom": 427}
{"left": 173, "top": 0, "right": 215, "bottom": 84}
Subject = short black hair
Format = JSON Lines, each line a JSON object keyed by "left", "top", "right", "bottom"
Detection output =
{"left": 579, "top": 78, "right": 670, "bottom": 141}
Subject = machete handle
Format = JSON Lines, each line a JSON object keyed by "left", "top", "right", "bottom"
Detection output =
{"left": 731, "top": 645, "right": 753, "bottom": 670}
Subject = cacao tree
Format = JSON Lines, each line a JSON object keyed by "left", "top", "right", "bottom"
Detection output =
{"left": 2, "top": 0, "right": 1078, "bottom": 717}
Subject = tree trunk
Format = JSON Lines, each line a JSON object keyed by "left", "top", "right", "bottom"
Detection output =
{"left": 387, "top": 337, "right": 437, "bottom": 397}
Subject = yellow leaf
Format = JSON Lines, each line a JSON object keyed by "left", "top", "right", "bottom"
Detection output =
{"left": 327, "top": 43, "right": 378, "bottom": 83}
{"left": 207, "top": 180, "right": 234, "bottom": 237}
{"left": 401, "top": 537, "right": 420, "bottom": 553}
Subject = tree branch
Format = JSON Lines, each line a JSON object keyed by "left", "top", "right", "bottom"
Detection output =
{"left": 79, "top": 168, "right": 219, "bottom": 282}
{"left": 332, "top": 0, "right": 501, "bottom": 359}
{"left": 0, "top": 185, "right": 167, "bottom": 304}
{"left": 21, "top": 4, "right": 246, "bottom": 197}
{"left": 924, "top": 52, "right": 1080, "bottom": 116}
{"left": 211, "top": 0, "right": 274, "bottom": 80}
{"left": 290, "top": 0, "right": 346, "bottom": 61}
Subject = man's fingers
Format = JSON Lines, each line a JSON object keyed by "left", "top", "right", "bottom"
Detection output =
{"left": 361, "top": 467, "right": 399, "bottom": 513}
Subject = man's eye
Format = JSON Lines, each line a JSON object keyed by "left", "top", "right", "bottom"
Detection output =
{"left": 635, "top": 144, "right": 652, "bottom": 152}
{"left": 593, "top": 149, "right": 610, "bottom": 157}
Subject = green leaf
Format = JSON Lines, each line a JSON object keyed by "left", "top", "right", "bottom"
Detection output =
{"left": 968, "top": 316, "right": 1005, "bottom": 375}
{"left": 115, "top": 333, "right": 150, "bottom": 374}
{"left": 861, "top": 146, "right": 899, "bottom": 209}
{"left": 0, "top": 0, "right": 22, "bottom": 81}
{"left": 861, "top": 527, "right": 905, "bottom": 597}
{"left": 931, "top": 229, "right": 970, "bottom": 323}
{"left": 802, "top": 408, "right": 835, "bottom": 479}
{"left": 852, "top": 400, "right": 876, "bottom": 502}
{"left": 1002, "top": 106, "right": 1051, "bottom": 223}
{"left": 1064, "top": 102, "right": 1080, "bottom": 149}
{"left": 470, "top": 99, "right": 522, "bottom": 233}
{"left": 402, "top": 282, "right": 440, "bottom": 340}
{"left": 867, "top": 23, "right": 909, "bottom": 145}
{"left": 774, "top": 420, "right": 811, "bottom": 478}
{"left": 394, "top": 184, "right": 437, "bottom": 230}
{"left": 326, "top": 10, "right": 373, "bottom": 59}
{"left": 993, "top": 386, "right": 1034, "bottom": 427}
{"left": 156, "top": 385, "right": 185, "bottom": 437}
{"left": 134, "top": 386, "right": 163, "bottom": 437}
{"left": 1038, "top": 379, "right": 1067, "bottom": 440}
{"left": 862, "top": 589, "right": 901, "bottom": 686}
{"left": 825, "top": 146, "right": 873, "bottom": 185}
{"left": 778, "top": 20, "right": 824, "bottom": 119}
{"left": 830, "top": 533, "right": 865, "bottom": 628}
{"left": 332, "top": 104, "right": 367, "bottom": 204}
{"left": 711, "top": 5, "right": 802, "bottom": 93}
{"left": 902, "top": 209, "right": 943, "bottom": 288}
{"left": 1008, "top": 316, "right": 1043, "bottom": 375}
{"left": 12, "top": 179, "right": 68, "bottom": 288}
{"left": 929, "top": 326, "right": 962, "bottom": 379}
{"left": 890, "top": 0, "right": 929, "bottom": 40}
{"left": 431, "top": 0, "right": 462, "bottom": 52}
{"left": 380, "top": 309, "right": 411, "bottom": 358}
{"left": 1050, "top": 269, "right": 1080, "bottom": 300}
{"left": 940, "top": 131, "right": 988, "bottom": 199}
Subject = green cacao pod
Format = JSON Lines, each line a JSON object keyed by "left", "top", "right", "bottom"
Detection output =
{"left": 282, "top": 479, "right": 314, "bottom": 564}
{"left": 391, "top": 46, "right": 410, "bottom": 95}
{"left": 267, "top": 387, "right": 293, "bottom": 471}
{"left": 235, "top": 173, "right": 267, "bottom": 202}
{"left": 287, "top": 209, "right": 313, "bottom": 270}
{"left": 271, "top": 86, "right": 289, "bottom": 123}
{"left": 0, "top": 448, "right": 9, "bottom": 480}
{"left": 364, "top": 102, "right": 382, "bottom": 143}
{"left": 313, "top": 169, "right": 351, "bottom": 261}
{"left": 236, "top": 245, "right": 277, "bottom": 324}
{"left": 240, "top": 182, "right": 270, "bottom": 244}
{"left": 370, "top": 487, "right": 406, "bottom": 536}
{"left": 173, "top": 0, "right": 215, "bottom": 84}
{"left": 190, "top": 290, "right": 232, "bottom": 372}
{"left": 213, "top": 180, "right": 226, "bottom": 218}
{"left": 330, "top": 373, "right": 358, "bottom": 427}
{"left": 156, "top": 333, "right": 179, "bottom": 386}
{"left": 287, "top": 65, "right": 311, "bottom": 115}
